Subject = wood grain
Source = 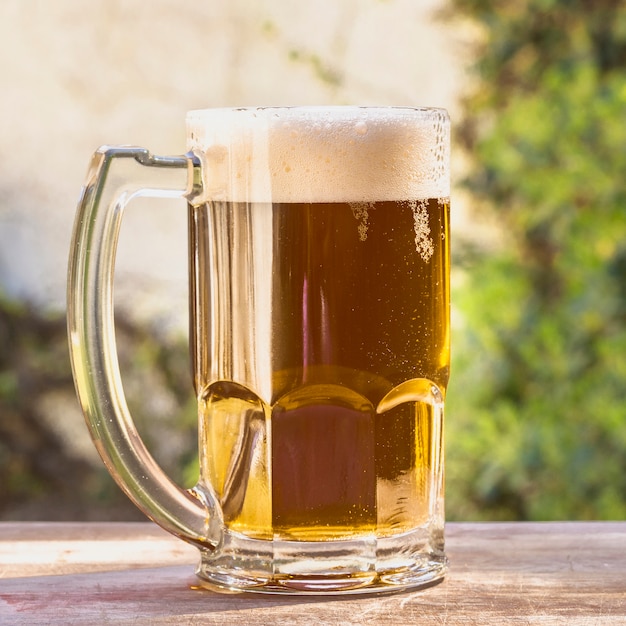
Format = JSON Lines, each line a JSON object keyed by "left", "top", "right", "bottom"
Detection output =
{"left": 1, "top": 522, "right": 625, "bottom": 625}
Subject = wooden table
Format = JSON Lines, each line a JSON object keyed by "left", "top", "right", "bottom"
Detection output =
{"left": 0, "top": 522, "right": 624, "bottom": 624}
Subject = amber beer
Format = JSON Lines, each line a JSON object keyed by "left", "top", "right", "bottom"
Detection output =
{"left": 191, "top": 196, "right": 449, "bottom": 541}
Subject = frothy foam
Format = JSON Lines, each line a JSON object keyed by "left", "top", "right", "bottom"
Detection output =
{"left": 186, "top": 107, "right": 449, "bottom": 204}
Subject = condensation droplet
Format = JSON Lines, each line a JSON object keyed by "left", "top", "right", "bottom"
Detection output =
{"left": 354, "top": 121, "right": 368, "bottom": 136}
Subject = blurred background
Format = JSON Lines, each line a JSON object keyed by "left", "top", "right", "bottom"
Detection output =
{"left": 0, "top": 0, "right": 624, "bottom": 521}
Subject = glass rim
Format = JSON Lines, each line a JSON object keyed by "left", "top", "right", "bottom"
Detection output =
{"left": 186, "top": 105, "right": 449, "bottom": 122}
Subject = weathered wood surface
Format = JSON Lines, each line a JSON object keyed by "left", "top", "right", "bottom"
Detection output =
{"left": 1, "top": 522, "right": 625, "bottom": 625}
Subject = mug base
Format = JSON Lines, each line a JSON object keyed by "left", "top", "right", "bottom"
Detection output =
{"left": 195, "top": 562, "right": 447, "bottom": 595}
{"left": 194, "top": 527, "right": 447, "bottom": 595}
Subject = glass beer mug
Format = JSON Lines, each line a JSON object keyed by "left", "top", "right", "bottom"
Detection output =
{"left": 67, "top": 106, "right": 451, "bottom": 594}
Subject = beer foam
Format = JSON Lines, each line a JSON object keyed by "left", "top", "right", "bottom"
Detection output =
{"left": 186, "top": 107, "right": 449, "bottom": 204}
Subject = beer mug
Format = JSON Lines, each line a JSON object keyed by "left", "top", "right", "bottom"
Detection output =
{"left": 67, "top": 106, "right": 451, "bottom": 594}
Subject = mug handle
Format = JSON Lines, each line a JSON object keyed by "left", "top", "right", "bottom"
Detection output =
{"left": 67, "top": 146, "right": 222, "bottom": 550}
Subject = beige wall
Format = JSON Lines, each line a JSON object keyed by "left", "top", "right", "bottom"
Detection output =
{"left": 0, "top": 0, "right": 467, "bottom": 329}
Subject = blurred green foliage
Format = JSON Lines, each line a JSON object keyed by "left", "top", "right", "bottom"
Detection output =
{"left": 445, "top": 0, "right": 626, "bottom": 519}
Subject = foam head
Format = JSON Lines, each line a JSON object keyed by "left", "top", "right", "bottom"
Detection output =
{"left": 186, "top": 107, "right": 450, "bottom": 204}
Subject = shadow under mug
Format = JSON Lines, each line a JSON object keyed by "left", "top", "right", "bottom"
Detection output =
{"left": 67, "top": 106, "right": 451, "bottom": 595}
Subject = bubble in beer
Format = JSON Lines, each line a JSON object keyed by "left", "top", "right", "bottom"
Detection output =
{"left": 350, "top": 202, "right": 373, "bottom": 241}
{"left": 410, "top": 199, "right": 434, "bottom": 262}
